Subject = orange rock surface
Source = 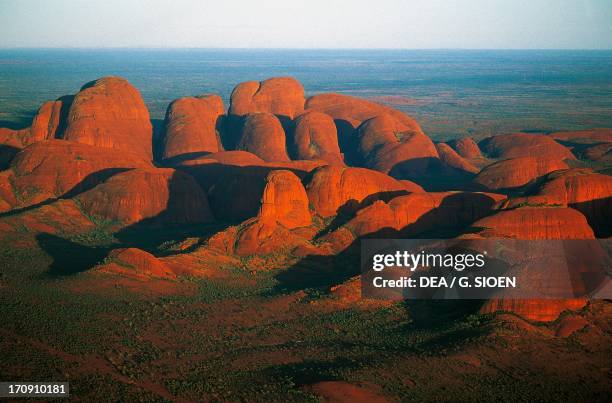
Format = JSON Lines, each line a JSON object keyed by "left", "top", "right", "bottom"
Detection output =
{"left": 305, "top": 93, "right": 423, "bottom": 134}
{"left": 237, "top": 113, "right": 290, "bottom": 162}
{"left": 77, "top": 167, "right": 214, "bottom": 225}
{"left": 472, "top": 206, "right": 594, "bottom": 239}
{"left": 61, "top": 77, "right": 153, "bottom": 159}
{"left": 448, "top": 136, "right": 482, "bottom": 158}
{"left": 356, "top": 114, "right": 439, "bottom": 173}
{"left": 162, "top": 95, "right": 224, "bottom": 160}
{"left": 2, "top": 140, "right": 150, "bottom": 209}
{"left": 532, "top": 169, "right": 612, "bottom": 236}
{"left": 291, "top": 111, "right": 343, "bottom": 164}
{"left": 233, "top": 170, "right": 312, "bottom": 256}
{"left": 258, "top": 170, "right": 311, "bottom": 229}
{"left": 229, "top": 77, "right": 305, "bottom": 119}
{"left": 97, "top": 248, "right": 176, "bottom": 279}
{"left": 28, "top": 100, "right": 64, "bottom": 143}
{"left": 341, "top": 191, "right": 504, "bottom": 239}
{"left": 435, "top": 143, "right": 479, "bottom": 174}
{"left": 475, "top": 156, "right": 568, "bottom": 190}
{"left": 474, "top": 206, "right": 594, "bottom": 322}
{"left": 480, "top": 299, "right": 587, "bottom": 323}
{"left": 479, "top": 133, "right": 575, "bottom": 160}
{"left": 305, "top": 165, "right": 417, "bottom": 217}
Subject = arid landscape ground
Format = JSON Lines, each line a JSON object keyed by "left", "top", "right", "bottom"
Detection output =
{"left": 0, "top": 75, "right": 611, "bottom": 401}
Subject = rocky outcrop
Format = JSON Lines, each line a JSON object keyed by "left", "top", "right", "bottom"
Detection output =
{"left": 237, "top": 113, "right": 290, "bottom": 162}
{"left": 229, "top": 77, "right": 305, "bottom": 119}
{"left": 530, "top": 169, "right": 612, "bottom": 236}
{"left": 581, "top": 143, "right": 612, "bottom": 162}
{"left": 356, "top": 114, "right": 439, "bottom": 174}
{"left": 234, "top": 170, "right": 312, "bottom": 255}
{"left": 305, "top": 93, "right": 423, "bottom": 134}
{"left": 291, "top": 111, "right": 343, "bottom": 165}
{"left": 96, "top": 248, "right": 176, "bottom": 279}
{"left": 480, "top": 299, "right": 587, "bottom": 323}
{"left": 473, "top": 207, "right": 595, "bottom": 322}
{"left": 548, "top": 128, "right": 612, "bottom": 144}
{"left": 305, "top": 165, "right": 420, "bottom": 217}
{"left": 61, "top": 77, "right": 153, "bottom": 160}
{"left": 448, "top": 136, "right": 482, "bottom": 159}
{"left": 162, "top": 95, "right": 224, "bottom": 160}
{"left": 475, "top": 157, "right": 568, "bottom": 191}
{"left": 435, "top": 143, "right": 479, "bottom": 174}
{"left": 28, "top": 100, "right": 64, "bottom": 143}
{"left": 76, "top": 167, "right": 214, "bottom": 225}
{"left": 472, "top": 206, "right": 595, "bottom": 239}
{"left": 257, "top": 170, "right": 311, "bottom": 229}
{"left": 1, "top": 140, "right": 150, "bottom": 210}
{"left": 479, "top": 133, "right": 575, "bottom": 161}
{"left": 330, "top": 191, "right": 504, "bottom": 248}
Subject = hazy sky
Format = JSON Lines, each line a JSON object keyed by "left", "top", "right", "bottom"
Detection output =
{"left": 1, "top": 0, "right": 611, "bottom": 49}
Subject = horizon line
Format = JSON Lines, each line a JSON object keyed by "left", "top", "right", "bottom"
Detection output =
{"left": 2, "top": 46, "right": 612, "bottom": 52}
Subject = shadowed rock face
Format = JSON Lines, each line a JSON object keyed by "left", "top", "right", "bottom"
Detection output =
{"left": 162, "top": 95, "right": 224, "bottom": 160}
{"left": 448, "top": 136, "right": 482, "bottom": 159}
{"left": 475, "top": 156, "right": 568, "bottom": 191}
{"left": 435, "top": 143, "right": 479, "bottom": 174}
{"left": 479, "top": 133, "right": 575, "bottom": 161}
{"left": 548, "top": 128, "right": 612, "bottom": 144}
{"left": 291, "top": 111, "right": 344, "bottom": 165}
{"left": 531, "top": 169, "right": 612, "bottom": 237}
{"left": 62, "top": 77, "right": 153, "bottom": 160}
{"left": 355, "top": 114, "right": 439, "bottom": 174}
{"left": 474, "top": 206, "right": 595, "bottom": 322}
{"left": 234, "top": 170, "right": 312, "bottom": 256}
{"left": 472, "top": 206, "right": 595, "bottom": 239}
{"left": 581, "top": 143, "right": 612, "bottom": 162}
{"left": 229, "top": 77, "right": 305, "bottom": 119}
{"left": 305, "top": 165, "right": 419, "bottom": 217}
{"left": 77, "top": 167, "right": 214, "bottom": 225}
{"left": 237, "top": 113, "right": 290, "bottom": 162}
{"left": 1, "top": 140, "right": 151, "bottom": 210}
{"left": 327, "top": 191, "right": 505, "bottom": 249}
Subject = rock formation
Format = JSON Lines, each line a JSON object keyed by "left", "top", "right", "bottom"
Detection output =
{"left": 291, "top": 111, "right": 343, "bottom": 165}
{"left": 305, "top": 165, "right": 419, "bottom": 217}
{"left": 96, "top": 248, "right": 176, "bottom": 279}
{"left": 234, "top": 170, "right": 312, "bottom": 255}
{"left": 77, "top": 168, "right": 214, "bottom": 225}
{"left": 448, "top": 136, "right": 482, "bottom": 159}
{"left": 475, "top": 157, "right": 568, "bottom": 190}
{"left": 1, "top": 140, "right": 150, "bottom": 210}
{"left": 356, "top": 114, "right": 439, "bottom": 174}
{"left": 162, "top": 95, "right": 224, "bottom": 160}
{"left": 435, "top": 143, "right": 479, "bottom": 174}
{"left": 61, "top": 77, "right": 153, "bottom": 160}
{"left": 530, "top": 169, "right": 612, "bottom": 236}
{"left": 237, "top": 113, "right": 290, "bottom": 162}
{"left": 473, "top": 207, "right": 595, "bottom": 322}
{"left": 229, "top": 77, "right": 305, "bottom": 119}
{"left": 479, "top": 133, "right": 575, "bottom": 160}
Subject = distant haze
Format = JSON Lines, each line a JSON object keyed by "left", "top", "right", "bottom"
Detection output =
{"left": 1, "top": 0, "right": 611, "bottom": 49}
